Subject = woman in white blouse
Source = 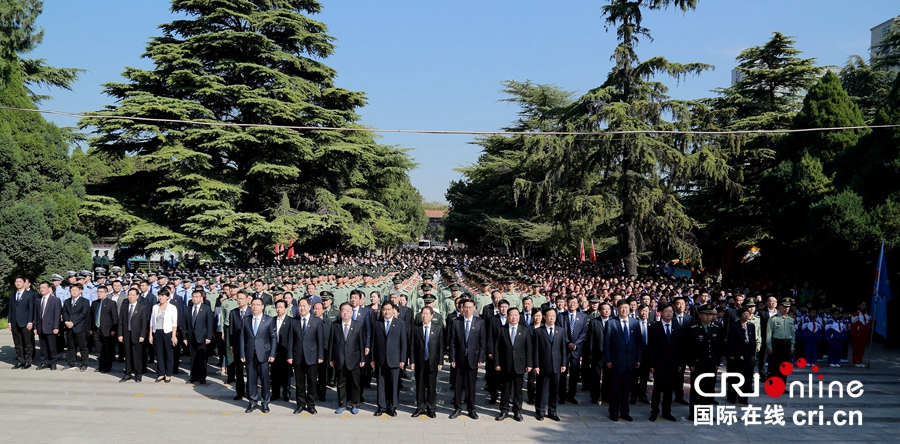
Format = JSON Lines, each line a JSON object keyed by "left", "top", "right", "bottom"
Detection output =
{"left": 149, "top": 289, "right": 179, "bottom": 383}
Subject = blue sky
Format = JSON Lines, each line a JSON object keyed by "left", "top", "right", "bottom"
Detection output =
{"left": 30, "top": 0, "right": 898, "bottom": 202}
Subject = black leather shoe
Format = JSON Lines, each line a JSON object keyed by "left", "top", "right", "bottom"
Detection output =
{"left": 662, "top": 414, "right": 678, "bottom": 422}
{"left": 135, "top": 376, "right": 142, "bottom": 382}
{"left": 488, "top": 396, "right": 497, "bottom": 405}
{"left": 411, "top": 410, "right": 423, "bottom": 418}
{"left": 387, "top": 409, "right": 397, "bottom": 417}
{"left": 308, "top": 406, "right": 317, "bottom": 415}
{"left": 245, "top": 405, "right": 255, "bottom": 413}
{"left": 35, "top": 364, "right": 46, "bottom": 370}
{"left": 567, "top": 398, "right": 579, "bottom": 405}
{"left": 50, "top": 364, "right": 57, "bottom": 371}
{"left": 639, "top": 396, "right": 650, "bottom": 404}
{"left": 12, "top": 363, "right": 23, "bottom": 369}
{"left": 293, "top": 407, "right": 303, "bottom": 414}
{"left": 449, "top": 409, "right": 461, "bottom": 419}
{"left": 547, "top": 414, "right": 560, "bottom": 421}
{"left": 233, "top": 395, "right": 242, "bottom": 401}
{"left": 94, "top": 368, "right": 102, "bottom": 373}
{"left": 186, "top": 379, "right": 196, "bottom": 384}
{"left": 649, "top": 413, "right": 658, "bottom": 421}
{"left": 81, "top": 366, "right": 87, "bottom": 372}
{"left": 536, "top": 412, "right": 544, "bottom": 421}
{"left": 629, "top": 398, "right": 637, "bottom": 405}
{"left": 674, "top": 398, "right": 689, "bottom": 405}
{"left": 621, "top": 414, "right": 633, "bottom": 422}
{"left": 374, "top": 409, "right": 384, "bottom": 416}
{"left": 261, "top": 405, "right": 270, "bottom": 413}
{"left": 609, "top": 414, "right": 619, "bottom": 422}
{"left": 468, "top": 411, "right": 479, "bottom": 420}
{"left": 427, "top": 411, "right": 436, "bottom": 418}
{"left": 22, "top": 364, "right": 31, "bottom": 369}
{"left": 495, "top": 413, "right": 507, "bottom": 421}
{"left": 199, "top": 379, "right": 207, "bottom": 385}
{"left": 513, "top": 413, "right": 523, "bottom": 422}
{"left": 120, "top": 375, "right": 133, "bottom": 383}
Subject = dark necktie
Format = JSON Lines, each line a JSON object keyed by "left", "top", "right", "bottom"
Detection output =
{"left": 622, "top": 320, "right": 629, "bottom": 343}
{"left": 424, "top": 325, "right": 430, "bottom": 361}
{"left": 665, "top": 323, "right": 671, "bottom": 340}
{"left": 192, "top": 306, "right": 199, "bottom": 327}
{"left": 549, "top": 327, "right": 554, "bottom": 343}
{"left": 15, "top": 291, "right": 21, "bottom": 302}
{"left": 128, "top": 304, "right": 134, "bottom": 330}
{"left": 96, "top": 302, "right": 102, "bottom": 328}
{"left": 302, "top": 317, "right": 307, "bottom": 333}
{"left": 465, "top": 319, "right": 470, "bottom": 345}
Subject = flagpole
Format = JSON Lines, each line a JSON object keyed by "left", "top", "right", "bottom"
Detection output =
{"left": 868, "top": 240, "right": 886, "bottom": 369}
{"left": 867, "top": 318, "right": 875, "bottom": 369}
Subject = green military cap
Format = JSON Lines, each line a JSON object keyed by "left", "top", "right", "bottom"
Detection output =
{"left": 420, "top": 283, "right": 433, "bottom": 291}
{"left": 698, "top": 303, "right": 715, "bottom": 314}
{"left": 320, "top": 291, "right": 334, "bottom": 300}
{"left": 588, "top": 296, "right": 601, "bottom": 303}
{"left": 778, "top": 297, "right": 792, "bottom": 307}
{"left": 392, "top": 277, "right": 403, "bottom": 284}
{"left": 504, "top": 277, "right": 515, "bottom": 283}
{"left": 743, "top": 298, "right": 756, "bottom": 307}
{"left": 449, "top": 284, "right": 461, "bottom": 291}
{"left": 422, "top": 295, "right": 436, "bottom": 303}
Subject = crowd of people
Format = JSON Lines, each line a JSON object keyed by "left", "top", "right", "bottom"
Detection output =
{"left": 5, "top": 250, "right": 875, "bottom": 421}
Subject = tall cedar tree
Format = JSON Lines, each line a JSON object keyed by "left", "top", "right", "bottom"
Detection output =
{"left": 81, "top": 0, "right": 424, "bottom": 261}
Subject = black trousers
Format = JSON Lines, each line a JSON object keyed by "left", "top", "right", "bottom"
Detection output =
{"left": 317, "top": 353, "right": 329, "bottom": 400}
{"left": 674, "top": 367, "right": 687, "bottom": 401}
{"left": 536, "top": 371, "right": 559, "bottom": 415}
{"left": 689, "top": 364, "right": 717, "bottom": 417}
{"left": 526, "top": 369, "right": 537, "bottom": 403}
{"left": 247, "top": 356, "right": 271, "bottom": 406}
{"left": 499, "top": 370, "right": 525, "bottom": 414}
{"left": 123, "top": 337, "right": 142, "bottom": 376}
{"left": 650, "top": 369, "right": 679, "bottom": 415}
{"left": 189, "top": 339, "right": 209, "bottom": 381}
{"left": 587, "top": 359, "right": 603, "bottom": 403}
{"left": 631, "top": 363, "right": 650, "bottom": 401}
{"left": 93, "top": 330, "right": 115, "bottom": 371}
{"left": 294, "top": 361, "right": 318, "bottom": 408}
{"left": 11, "top": 325, "right": 35, "bottom": 365}
{"left": 758, "top": 338, "right": 769, "bottom": 374}
{"left": 453, "top": 363, "right": 478, "bottom": 411}
{"left": 38, "top": 331, "right": 58, "bottom": 366}
{"left": 414, "top": 364, "right": 438, "bottom": 412}
{"left": 270, "top": 357, "right": 290, "bottom": 398}
{"left": 729, "top": 356, "right": 755, "bottom": 404}
{"left": 485, "top": 355, "right": 498, "bottom": 397}
{"left": 228, "top": 359, "right": 247, "bottom": 398}
{"left": 152, "top": 330, "right": 175, "bottom": 377}
{"left": 375, "top": 364, "right": 401, "bottom": 410}
{"left": 65, "top": 330, "right": 89, "bottom": 367}
{"left": 336, "top": 366, "right": 361, "bottom": 408}
{"left": 769, "top": 339, "right": 792, "bottom": 383}
{"left": 559, "top": 357, "right": 581, "bottom": 401}
{"left": 607, "top": 367, "right": 635, "bottom": 417}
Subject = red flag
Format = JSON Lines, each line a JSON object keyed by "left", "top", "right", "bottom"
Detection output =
{"left": 580, "top": 238, "right": 585, "bottom": 262}
{"left": 591, "top": 238, "right": 597, "bottom": 262}
{"left": 286, "top": 237, "right": 295, "bottom": 259}
{"left": 275, "top": 243, "right": 281, "bottom": 254}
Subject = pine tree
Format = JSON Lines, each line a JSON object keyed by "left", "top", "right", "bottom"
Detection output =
{"left": 81, "top": 0, "right": 423, "bottom": 260}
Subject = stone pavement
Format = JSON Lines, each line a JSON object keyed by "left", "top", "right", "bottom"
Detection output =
{"left": 0, "top": 329, "right": 897, "bottom": 443}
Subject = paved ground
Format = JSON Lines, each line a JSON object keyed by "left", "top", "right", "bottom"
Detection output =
{"left": 0, "top": 330, "right": 898, "bottom": 443}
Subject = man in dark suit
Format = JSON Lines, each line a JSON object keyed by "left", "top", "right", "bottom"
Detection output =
{"left": 184, "top": 289, "right": 215, "bottom": 384}
{"left": 9, "top": 276, "right": 36, "bottom": 369}
{"left": 330, "top": 302, "right": 366, "bottom": 414}
{"left": 583, "top": 300, "right": 608, "bottom": 405}
{"left": 287, "top": 298, "right": 324, "bottom": 414}
{"left": 271, "top": 300, "right": 293, "bottom": 402}
{"left": 726, "top": 307, "right": 757, "bottom": 404}
{"left": 410, "top": 306, "right": 443, "bottom": 418}
{"left": 671, "top": 297, "right": 693, "bottom": 405}
{"left": 757, "top": 295, "right": 778, "bottom": 376}
{"left": 646, "top": 302, "right": 682, "bottom": 421}
{"left": 533, "top": 307, "right": 566, "bottom": 421}
{"left": 118, "top": 288, "right": 149, "bottom": 381}
{"left": 34, "top": 281, "right": 61, "bottom": 370}
{"left": 252, "top": 280, "right": 273, "bottom": 306}
{"left": 90, "top": 286, "right": 119, "bottom": 373}
{"left": 239, "top": 298, "right": 277, "bottom": 413}
{"left": 62, "top": 283, "right": 91, "bottom": 371}
{"left": 448, "top": 299, "right": 486, "bottom": 420}
{"left": 630, "top": 303, "right": 652, "bottom": 404}
{"left": 353, "top": 290, "right": 375, "bottom": 393}
{"left": 494, "top": 307, "right": 532, "bottom": 422}
{"left": 371, "top": 301, "right": 408, "bottom": 417}
{"left": 485, "top": 298, "right": 510, "bottom": 404}
{"left": 603, "top": 299, "right": 642, "bottom": 422}
{"left": 481, "top": 290, "right": 502, "bottom": 321}
{"left": 557, "top": 296, "right": 588, "bottom": 404}
{"left": 228, "top": 291, "right": 250, "bottom": 400}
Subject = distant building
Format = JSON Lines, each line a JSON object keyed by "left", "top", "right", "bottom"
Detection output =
{"left": 871, "top": 16, "right": 899, "bottom": 54}
{"left": 425, "top": 209, "right": 445, "bottom": 227}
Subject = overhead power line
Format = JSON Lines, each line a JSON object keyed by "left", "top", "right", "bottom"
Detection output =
{"left": 1, "top": 105, "right": 897, "bottom": 137}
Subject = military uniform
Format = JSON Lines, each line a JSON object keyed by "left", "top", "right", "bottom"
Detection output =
{"left": 685, "top": 303, "right": 724, "bottom": 420}
{"left": 319, "top": 295, "right": 340, "bottom": 398}
{"left": 766, "top": 298, "right": 796, "bottom": 382}
{"left": 219, "top": 295, "right": 239, "bottom": 367}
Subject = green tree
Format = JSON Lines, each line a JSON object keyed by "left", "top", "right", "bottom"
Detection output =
{"left": 81, "top": 0, "right": 422, "bottom": 261}
{"left": 840, "top": 55, "right": 895, "bottom": 123}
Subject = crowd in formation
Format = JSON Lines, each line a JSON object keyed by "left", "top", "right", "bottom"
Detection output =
{"left": 5, "top": 250, "right": 875, "bottom": 421}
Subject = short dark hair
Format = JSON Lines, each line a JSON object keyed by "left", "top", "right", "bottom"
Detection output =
{"left": 507, "top": 307, "right": 520, "bottom": 316}
{"left": 275, "top": 300, "right": 287, "bottom": 308}
{"left": 382, "top": 301, "right": 398, "bottom": 311}
{"left": 192, "top": 289, "right": 205, "bottom": 298}
{"left": 616, "top": 299, "right": 629, "bottom": 308}
{"left": 498, "top": 299, "right": 510, "bottom": 308}
{"left": 420, "top": 306, "right": 434, "bottom": 315}
{"left": 339, "top": 302, "right": 352, "bottom": 311}
{"left": 157, "top": 288, "right": 170, "bottom": 297}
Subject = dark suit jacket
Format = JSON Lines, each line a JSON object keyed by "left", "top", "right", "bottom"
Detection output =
{"left": 90, "top": 298, "right": 119, "bottom": 336}
{"left": 726, "top": 321, "right": 757, "bottom": 359}
{"left": 533, "top": 324, "right": 566, "bottom": 375}
{"left": 558, "top": 310, "right": 589, "bottom": 359}
{"left": 674, "top": 312, "right": 694, "bottom": 329}
{"left": 448, "top": 316, "right": 486, "bottom": 369}
{"left": 331, "top": 320, "right": 366, "bottom": 370}
{"left": 410, "top": 320, "right": 444, "bottom": 372}
{"left": 287, "top": 315, "right": 324, "bottom": 365}
{"left": 371, "top": 317, "right": 408, "bottom": 368}
{"left": 253, "top": 292, "right": 273, "bottom": 306}
{"left": 584, "top": 317, "right": 608, "bottom": 362}
{"left": 138, "top": 292, "right": 157, "bottom": 308}
{"left": 184, "top": 303, "right": 215, "bottom": 344}
{"left": 239, "top": 315, "right": 277, "bottom": 362}
{"left": 493, "top": 323, "right": 533, "bottom": 374}
{"left": 481, "top": 304, "right": 497, "bottom": 321}
{"left": 229, "top": 307, "right": 250, "bottom": 347}
{"left": 646, "top": 321, "right": 682, "bottom": 372}
{"left": 118, "top": 302, "right": 149, "bottom": 343}
{"left": 63, "top": 296, "right": 91, "bottom": 334}
{"left": 274, "top": 316, "right": 292, "bottom": 359}
{"left": 8, "top": 289, "right": 36, "bottom": 328}
{"left": 35, "top": 295, "right": 61, "bottom": 334}
{"left": 351, "top": 305, "right": 373, "bottom": 349}
{"left": 604, "top": 317, "right": 642, "bottom": 371}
